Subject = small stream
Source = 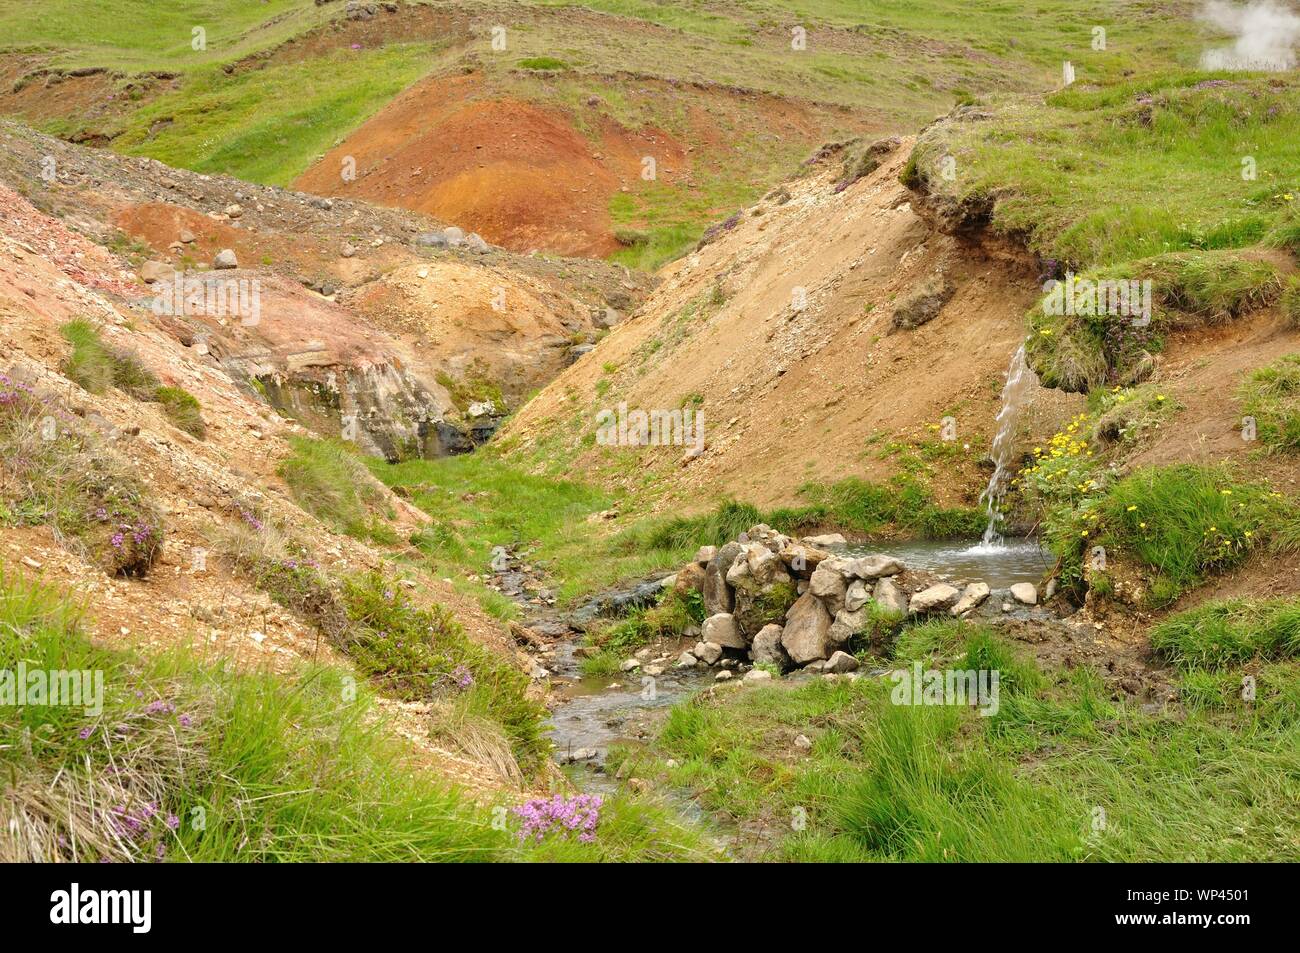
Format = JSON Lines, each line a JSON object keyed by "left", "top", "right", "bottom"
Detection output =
{"left": 542, "top": 536, "right": 1051, "bottom": 793}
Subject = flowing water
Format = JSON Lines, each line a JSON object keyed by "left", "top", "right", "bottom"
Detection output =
{"left": 978, "top": 343, "right": 1038, "bottom": 546}
{"left": 844, "top": 537, "right": 1050, "bottom": 588}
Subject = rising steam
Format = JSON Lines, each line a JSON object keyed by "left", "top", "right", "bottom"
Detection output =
{"left": 1198, "top": 0, "right": 1300, "bottom": 70}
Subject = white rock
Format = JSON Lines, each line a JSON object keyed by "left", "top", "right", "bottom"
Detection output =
{"left": 909, "top": 583, "right": 961, "bottom": 614}
{"left": 743, "top": 669, "right": 773, "bottom": 684}
{"left": 951, "top": 582, "right": 991, "bottom": 616}
{"left": 1010, "top": 582, "right": 1038, "bottom": 606}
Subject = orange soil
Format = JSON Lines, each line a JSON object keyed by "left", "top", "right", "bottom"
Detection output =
{"left": 294, "top": 72, "right": 688, "bottom": 257}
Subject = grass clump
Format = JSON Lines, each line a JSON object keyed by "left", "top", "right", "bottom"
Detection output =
{"left": 155, "top": 386, "right": 206, "bottom": 439}
{"left": 1151, "top": 598, "right": 1300, "bottom": 672}
{"left": 279, "top": 437, "right": 396, "bottom": 543}
{"left": 58, "top": 321, "right": 206, "bottom": 439}
{"left": 0, "top": 374, "right": 163, "bottom": 576}
{"left": 1239, "top": 353, "right": 1300, "bottom": 453}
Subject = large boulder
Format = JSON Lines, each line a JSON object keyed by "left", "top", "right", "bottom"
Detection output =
{"left": 693, "top": 640, "right": 723, "bottom": 665}
{"left": 780, "top": 544, "right": 829, "bottom": 576}
{"left": 874, "top": 577, "right": 908, "bottom": 615}
{"left": 703, "top": 541, "right": 743, "bottom": 615}
{"left": 733, "top": 579, "right": 798, "bottom": 639}
{"left": 909, "top": 583, "right": 961, "bottom": 615}
{"left": 828, "top": 607, "right": 866, "bottom": 646}
{"left": 808, "top": 559, "right": 849, "bottom": 607}
{"left": 780, "top": 592, "right": 835, "bottom": 664}
{"left": 846, "top": 555, "right": 905, "bottom": 580}
{"left": 673, "top": 561, "right": 707, "bottom": 596}
{"left": 824, "top": 650, "right": 860, "bottom": 674}
{"left": 801, "top": 533, "right": 847, "bottom": 548}
{"left": 212, "top": 248, "right": 238, "bottom": 269}
{"left": 750, "top": 624, "right": 791, "bottom": 669}
{"left": 701, "top": 612, "right": 746, "bottom": 649}
{"left": 1010, "top": 582, "right": 1038, "bottom": 606}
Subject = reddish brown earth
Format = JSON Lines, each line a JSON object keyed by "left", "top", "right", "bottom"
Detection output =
{"left": 295, "top": 72, "right": 689, "bottom": 257}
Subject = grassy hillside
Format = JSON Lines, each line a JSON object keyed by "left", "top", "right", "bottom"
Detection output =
{"left": 0, "top": 0, "right": 1220, "bottom": 264}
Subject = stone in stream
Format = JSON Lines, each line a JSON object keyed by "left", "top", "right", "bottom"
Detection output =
{"left": 750, "top": 624, "right": 791, "bottom": 669}
{"left": 951, "top": 582, "right": 991, "bottom": 616}
{"left": 824, "top": 650, "right": 859, "bottom": 674}
{"left": 702, "top": 612, "right": 745, "bottom": 649}
{"left": 909, "top": 583, "right": 961, "bottom": 615}
{"left": 1010, "top": 582, "right": 1038, "bottom": 605}
{"left": 693, "top": 641, "right": 723, "bottom": 665}
{"left": 780, "top": 591, "right": 835, "bottom": 664}
{"left": 619, "top": 658, "right": 641, "bottom": 672}
{"left": 676, "top": 651, "right": 698, "bottom": 668}
{"left": 873, "top": 577, "right": 909, "bottom": 615}
{"left": 714, "top": 670, "right": 734, "bottom": 682}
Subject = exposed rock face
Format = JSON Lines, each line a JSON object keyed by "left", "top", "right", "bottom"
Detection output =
{"left": 780, "top": 591, "right": 835, "bottom": 664}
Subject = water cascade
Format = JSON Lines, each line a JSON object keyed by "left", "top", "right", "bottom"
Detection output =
{"left": 976, "top": 343, "right": 1038, "bottom": 547}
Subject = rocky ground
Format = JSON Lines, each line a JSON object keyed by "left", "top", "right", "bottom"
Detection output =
{"left": 0, "top": 120, "right": 653, "bottom": 457}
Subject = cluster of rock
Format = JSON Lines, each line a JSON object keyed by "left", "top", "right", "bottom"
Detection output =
{"left": 668, "top": 525, "right": 1041, "bottom": 675}
{"left": 415, "top": 226, "right": 491, "bottom": 254}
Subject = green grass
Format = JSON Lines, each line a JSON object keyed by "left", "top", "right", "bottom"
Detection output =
{"left": 1152, "top": 598, "right": 1300, "bottom": 672}
{"left": 0, "top": 0, "right": 318, "bottom": 72}
{"left": 1239, "top": 353, "right": 1300, "bottom": 452}
{"left": 155, "top": 385, "right": 206, "bottom": 439}
{"left": 279, "top": 436, "right": 397, "bottom": 543}
{"left": 0, "top": 374, "right": 164, "bottom": 576}
{"left": 114, "top": 43, "right": 443, "bottom": 186}
{"left": 377, "top": 448, "right": 982, "bottom": 613}
{"left": 907, "top": 72, "right": 1300, "bottom": 270}
{"left": 59, "top": 319, "right": 115, "bottom": 394}
{"left": 0, "top": 568, "right": 715, "bottom": 861}
{"left": 637, "top": 622, "right": 1300, "bottom": 861}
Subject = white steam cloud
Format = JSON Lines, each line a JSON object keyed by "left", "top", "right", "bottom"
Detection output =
{"left": 1199, "top": 0, "right": 1300, "bottom": 71}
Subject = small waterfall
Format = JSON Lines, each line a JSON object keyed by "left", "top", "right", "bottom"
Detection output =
{"left": 976, "top": 343, "right": 1037, "bottom": 548}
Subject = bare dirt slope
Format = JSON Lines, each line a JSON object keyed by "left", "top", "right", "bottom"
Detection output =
{"left": 0, "top": 179, "right": 536, "bottom": 796}
{"left": 500, "top": 140, "right": 1075, "bottom": 512}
